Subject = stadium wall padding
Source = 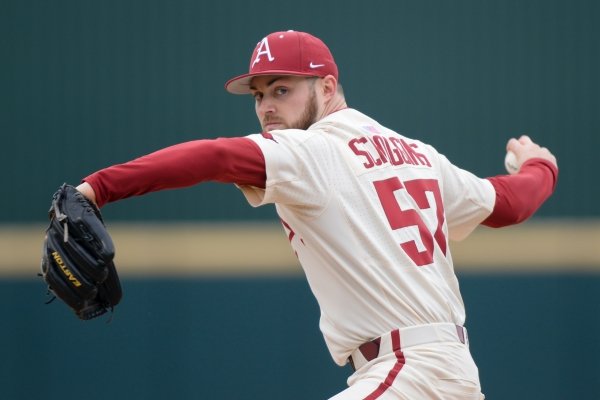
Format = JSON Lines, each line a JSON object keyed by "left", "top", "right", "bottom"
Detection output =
{"left": 1, "top": 275, "right": 599, "bottom": 400}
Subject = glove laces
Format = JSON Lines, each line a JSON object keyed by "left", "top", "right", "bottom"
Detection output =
{"left": 52, "top": 199, "right": 69, "bottom": 242}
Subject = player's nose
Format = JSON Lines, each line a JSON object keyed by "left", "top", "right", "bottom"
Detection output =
{"left": 256, "top": 97, "right": 276, "bottom": 116}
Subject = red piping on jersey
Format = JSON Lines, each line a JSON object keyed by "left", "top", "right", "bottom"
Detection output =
{"left": 364, "top": 329, "right": 405, "bottom": 400}
{"left": 280, "top": 218, "right": 295, "bottom": 242}
{"left": 260, "top": 131, "right": 277, "bottom": 142}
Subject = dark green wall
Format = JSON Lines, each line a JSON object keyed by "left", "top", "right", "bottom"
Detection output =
{"left": 2, "top": 274, "right": 599, "bottom": 399}
{"left": 2, "top": 0, "right": 598, "bottom": 222}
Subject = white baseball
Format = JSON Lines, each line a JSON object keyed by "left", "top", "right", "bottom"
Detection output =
{"left": 504, "top": 151, "right": 520, "bottom": 174}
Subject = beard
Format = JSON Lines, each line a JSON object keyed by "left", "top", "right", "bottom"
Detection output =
{"left": 290, "top": 87, "right": 319, "bottom": 130}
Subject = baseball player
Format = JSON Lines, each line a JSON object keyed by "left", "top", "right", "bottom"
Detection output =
{"left": 75, "top": 31, "right": 558, "bottom": 399}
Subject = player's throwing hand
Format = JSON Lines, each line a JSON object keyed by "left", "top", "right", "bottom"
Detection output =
{"left": 506, "top": 135, "right": 557, "bottom": 171}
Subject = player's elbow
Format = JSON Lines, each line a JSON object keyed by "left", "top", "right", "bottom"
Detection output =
{"left": 482, "top": 203, "right": 535, "bottom": 228}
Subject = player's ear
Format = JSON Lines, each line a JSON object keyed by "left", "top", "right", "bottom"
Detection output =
{"left": 321, "top": 75, "right": 338, "bottom": 100}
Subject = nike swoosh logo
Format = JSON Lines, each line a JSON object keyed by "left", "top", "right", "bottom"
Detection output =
{"left": 309, "top": 62, "right": 325, "bottom": 69}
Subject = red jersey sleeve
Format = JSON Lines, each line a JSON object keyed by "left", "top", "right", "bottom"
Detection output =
{"left": 83, "top": 137, "right": 266, "bottom": 207}
{"left": 482, "top": 158, "right": 558, "bottom": 228}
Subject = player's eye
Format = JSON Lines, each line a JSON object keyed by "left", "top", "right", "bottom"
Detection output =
{"left": 253, "top": 92, "right": 263, "bottom": 102}
{"left": 274, "top": 87, "right": 288, "bottom": 96}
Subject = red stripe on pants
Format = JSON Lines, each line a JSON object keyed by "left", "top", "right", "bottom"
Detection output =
{"left": 364, "top": 329, "right": 406, "bottom": 400}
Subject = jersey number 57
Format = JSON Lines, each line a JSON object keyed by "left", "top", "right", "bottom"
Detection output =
{"left": 374, "top": 177, "right": 447, "bottom": 267}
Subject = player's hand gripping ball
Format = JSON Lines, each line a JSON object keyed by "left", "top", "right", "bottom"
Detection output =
{"left": 40, "top": 183, "right": 122, "bottom": 319}
{"left": 504, "top": 151, "right": 521, "bottom": 174}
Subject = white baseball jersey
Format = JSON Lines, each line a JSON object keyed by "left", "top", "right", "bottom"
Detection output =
{"left": 238, "top": 108, "right": 496, "bottom": 366}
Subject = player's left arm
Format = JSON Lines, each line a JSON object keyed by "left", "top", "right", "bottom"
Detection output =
{"left": 482, "top": 135, "right": 558, "bottom": 228}
{"left": 78, "top": 137, "right": 266, "bottom": 208}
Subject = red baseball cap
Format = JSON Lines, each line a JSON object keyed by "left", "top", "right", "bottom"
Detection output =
{"left": 225, "top": 30, "right": 338, "bottom": 94}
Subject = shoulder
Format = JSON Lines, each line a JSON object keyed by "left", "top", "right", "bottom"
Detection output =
{"left": 247, "top": 129, "right": 317, "bottom": 146}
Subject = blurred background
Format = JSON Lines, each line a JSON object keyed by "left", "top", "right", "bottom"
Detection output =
{"left": 1, "top": 0, "right": 599, "bottom": 399}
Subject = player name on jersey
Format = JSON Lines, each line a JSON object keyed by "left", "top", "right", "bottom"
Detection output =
{"left": 348, "top": 133, "right": 431, "bottom": 170}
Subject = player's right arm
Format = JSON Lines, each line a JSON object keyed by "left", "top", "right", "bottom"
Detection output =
{"left": 76, "top": 137, "right": 267, "bottom": 208}
{"left": 439, "top": 135, "right": 557, "bottom": 240}
{"left": 483, "top": 135, "right": 558, "bottom": 228}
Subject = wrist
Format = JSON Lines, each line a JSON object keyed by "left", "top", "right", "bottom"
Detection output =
{"left": 76, "top": 181, "right": 98, "bottom": 206}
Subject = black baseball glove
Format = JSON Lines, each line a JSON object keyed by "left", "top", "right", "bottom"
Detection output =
{"left": 41, "top": 183, "right": 122, "bottom": 320}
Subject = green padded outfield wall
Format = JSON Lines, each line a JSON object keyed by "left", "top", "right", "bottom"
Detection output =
{"left": 2, "top": 275, "right": 600, "bottom": 399}
{"left": 2, "top": 0, "right": 598, "bottom": 222}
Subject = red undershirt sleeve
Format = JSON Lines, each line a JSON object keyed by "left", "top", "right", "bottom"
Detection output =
{"left": 83, "top": 137, "right": 266, "bottom": 208}
{"left": 482, "top": 158, "right": 558, "bottom": 228}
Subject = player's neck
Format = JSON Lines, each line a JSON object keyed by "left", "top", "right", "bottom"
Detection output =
{"left": 321, "top": 95, "right": 348, "bottom": 119}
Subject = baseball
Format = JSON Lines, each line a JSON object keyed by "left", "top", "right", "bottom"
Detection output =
{"left": 504, "top": 151, "right": 520, "bottom": 174}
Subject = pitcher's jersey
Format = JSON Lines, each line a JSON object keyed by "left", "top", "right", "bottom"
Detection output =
{"left": 238, "top": 108, "right": 496, "bottom": 366}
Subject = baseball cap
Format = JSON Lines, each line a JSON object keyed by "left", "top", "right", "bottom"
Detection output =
{"left": 225, "top": 30, "right": 338, "bottom": 94}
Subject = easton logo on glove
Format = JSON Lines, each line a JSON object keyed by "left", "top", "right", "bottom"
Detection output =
{"left": 40, "top": 183, "right": 122, "bottom": 320}
{"left": 51, "top": 251, "right": 82, "bottom": 287}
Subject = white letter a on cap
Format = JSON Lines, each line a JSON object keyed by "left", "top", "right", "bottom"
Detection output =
{"left": 252, "top": 37, "right": 275, "bottom": 69}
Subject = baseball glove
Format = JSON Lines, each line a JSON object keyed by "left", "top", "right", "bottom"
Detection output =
{"left": 41, "top": 183, "right": 122, "bottom": 320}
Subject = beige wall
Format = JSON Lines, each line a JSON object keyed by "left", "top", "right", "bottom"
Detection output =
{"left": 10, "top": 219, "right": 600, "bottom": 277}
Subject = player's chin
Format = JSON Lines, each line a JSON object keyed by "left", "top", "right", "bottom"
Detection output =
{"left": 264, "top": 123, "right": 286, "bottom": 131}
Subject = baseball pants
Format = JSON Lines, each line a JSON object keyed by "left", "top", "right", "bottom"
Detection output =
{"left": 330, "top": 323, "right": 485, "bottom": 400}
